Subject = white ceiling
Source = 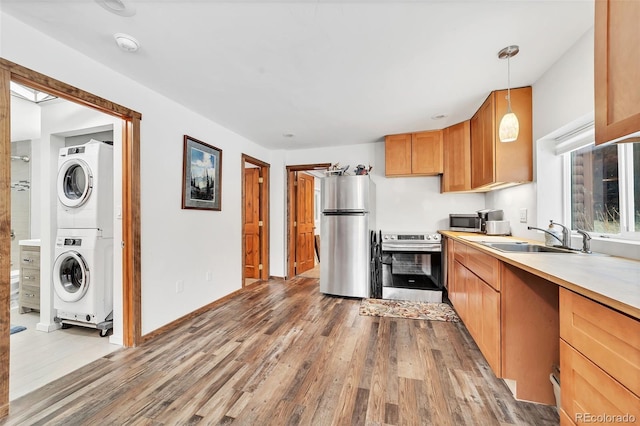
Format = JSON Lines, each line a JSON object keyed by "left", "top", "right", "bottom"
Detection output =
{"left": 1, "top": 0, "right": 594, "bottom": 150}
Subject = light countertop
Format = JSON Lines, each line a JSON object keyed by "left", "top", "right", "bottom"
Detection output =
{"left": 440, "top": 231, "right": 640, "bottom": 320}
{"left": 18, "top": 239, "right": 41, "bottom": 247}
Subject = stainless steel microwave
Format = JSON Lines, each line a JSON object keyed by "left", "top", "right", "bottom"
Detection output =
{"left": 449, "top": 214, "right": 482, "bottom": 232}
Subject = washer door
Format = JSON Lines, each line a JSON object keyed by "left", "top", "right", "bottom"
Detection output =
{"left": 53, "top": 251, "right": 90, "bottom": 302}
{"left": 57, "top": 158, "right": 93, "bottom": 208}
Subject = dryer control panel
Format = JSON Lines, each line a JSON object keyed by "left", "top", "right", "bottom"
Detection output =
{"left": 56, "top": 237, "right": 83, "bottom": 247}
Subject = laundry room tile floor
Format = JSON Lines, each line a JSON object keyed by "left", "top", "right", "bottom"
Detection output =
{"left": 9, "top": 308, "right": 120, "bottom": 400}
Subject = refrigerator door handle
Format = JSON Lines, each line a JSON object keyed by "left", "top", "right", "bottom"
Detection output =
{"left": 322, "top": 211, "right": 366, "bottom": 216}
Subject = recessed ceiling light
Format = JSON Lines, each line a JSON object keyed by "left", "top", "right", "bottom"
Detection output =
{"left": 114, "top": 33, "right": 140, "bottom": 52}
{"left": 431, "top": 113, "right": 448, "bottom": 120}
{"left": 95, "top": 0, "right": 136, "bottom": 17}
{"left": 283, "top": 133, "right": 295, "bottom": 138}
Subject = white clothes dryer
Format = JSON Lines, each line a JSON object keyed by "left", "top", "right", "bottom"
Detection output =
{"left": 57, "top": 139, "right": 114, "bottom": 237}
{"left": 53, "top": 229, "right": 113, "bottom": 327}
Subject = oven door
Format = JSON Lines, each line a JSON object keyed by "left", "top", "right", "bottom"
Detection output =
{"left": 381, "top": 250, "right": 442, "bottom": 303}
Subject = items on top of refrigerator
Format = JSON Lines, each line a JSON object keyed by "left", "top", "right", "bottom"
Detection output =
{"left": 326, "top": 163, "right": 372, "bottom": 176}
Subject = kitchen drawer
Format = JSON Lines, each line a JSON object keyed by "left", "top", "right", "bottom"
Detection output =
{"left": 453, "top": 240, "right": 467, "bottom": 264}
{"left": 20, "top": 248, "right": 40, "bottom": 267}
{"left": 20, "top": 267, "right": 40, "bottom": 285}
{"left": 560, "top": 288, "right": 640, "bottom": 396}
{"left": 19, "top": 285, "right": 40, "bottom": 310}
{"left": 560, "top": 340, "right": 639, "bottom": 422}
{"left": 465, "top": 244, "right": 500, "bottom": 290}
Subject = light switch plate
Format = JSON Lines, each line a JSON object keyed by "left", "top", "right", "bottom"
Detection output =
{"left": 519, "top": 208, "right": 528, "bottom": 223}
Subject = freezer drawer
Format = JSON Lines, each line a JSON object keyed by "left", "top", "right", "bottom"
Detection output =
{"left": 320, "top": 213, "right": 371, "bottom": 298}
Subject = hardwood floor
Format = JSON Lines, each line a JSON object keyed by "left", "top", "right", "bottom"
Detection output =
{"left": 0, "top": 277, "right": 559, "bottom": 425}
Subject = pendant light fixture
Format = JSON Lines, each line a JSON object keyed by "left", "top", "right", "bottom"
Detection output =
{"left": 498, "top": 45, "right": 520, "bottom": 143}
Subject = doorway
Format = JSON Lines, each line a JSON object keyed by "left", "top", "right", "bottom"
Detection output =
{"left": 241, "top": 154, "right": 270, "bottom": 286}
{"left": 0, "top": 59, "right": 142, "bottom": 416}
{"left": 286, "top": 164, "right": 330, "bottom": 279}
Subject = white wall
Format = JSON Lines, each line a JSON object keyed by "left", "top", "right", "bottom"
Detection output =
{"left": 284, "top": 141, "right": 486, "bottom": 269}
{"left": 11, "top": 96, "right": 40, "bottom": 141}
{"left": 1, "top": 12, "right": 284, "bottom": 334}
{"left": 11, "top": 96, "right": 42, "bottom": 239}
{"left": 487, "top": 27, "right": 595, "bottom": 242}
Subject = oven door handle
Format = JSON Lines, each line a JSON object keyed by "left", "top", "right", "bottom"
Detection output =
{"left": 381, "top": 244, "right": 441, "bottom": 252}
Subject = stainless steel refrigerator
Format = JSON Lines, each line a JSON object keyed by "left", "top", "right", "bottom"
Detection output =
{"left": 320, "top": 175, "right": 376, "bottom": 298}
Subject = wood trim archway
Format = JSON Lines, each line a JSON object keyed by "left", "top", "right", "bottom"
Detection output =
{"left": 241, "top": 154, "right": 270, "bottom": 284}
{"left": 285, "top": 163, "right": 330, "bottom": 279}
{"left": 0, "top": 58, "right": 142, "bottom": 417}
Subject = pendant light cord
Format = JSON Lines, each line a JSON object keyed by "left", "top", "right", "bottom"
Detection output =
{"left": 506, "top": 52, "right": 512, "bottom": 113}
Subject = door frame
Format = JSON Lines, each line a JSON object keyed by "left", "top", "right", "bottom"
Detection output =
{"left": 285, "top": 163, "right": 330, "bottom": 279}
{"left": 0, "top": 58, "right": 142, "bottom": 417}
{"left": 241, "top": 154, "right": 270, "bottom": 285}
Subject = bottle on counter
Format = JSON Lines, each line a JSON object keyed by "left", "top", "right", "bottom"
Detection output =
{"left": 545, "top": 220, "right": 562, "bottom": 247}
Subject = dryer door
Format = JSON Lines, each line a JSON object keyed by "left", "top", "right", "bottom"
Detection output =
{"left": 53, "top": 251, "right": 90, "bottom": 302}
{"left": 57, "top": 158, "right": 93, "bottom": 208}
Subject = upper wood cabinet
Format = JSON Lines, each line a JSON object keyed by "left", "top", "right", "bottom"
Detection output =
{"left": 594, "top": 0, "right": 640, "bottom": 145}
{"left": 470, "top": 86, "right": 533, "bottom": 189}
{"left": 441, "top": 120, "right": 471, "bottom": 192}
{"left": 385, "top": 130, "right": 443, "bottom": 176}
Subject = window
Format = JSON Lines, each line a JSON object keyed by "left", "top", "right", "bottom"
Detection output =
{"left": 565, "top": 142, "right": 640, "bottom": 237}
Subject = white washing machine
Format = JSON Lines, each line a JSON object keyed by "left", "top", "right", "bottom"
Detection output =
{"left": 53, "top": 229, "right": 113, "bottom": 327}
{"left": 57, "top": 139, "right": 114, "bottom": 237}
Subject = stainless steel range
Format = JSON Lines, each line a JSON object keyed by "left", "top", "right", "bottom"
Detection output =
{"left": 377, "top": 231, "right": 443, "bottom": 303}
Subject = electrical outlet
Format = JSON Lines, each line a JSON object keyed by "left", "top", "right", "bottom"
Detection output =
{"left": 176, "top": 280, "right": 184, "bottom": 293}
{"left": 206, "top": 271, "right": 213, "bottom": 282}
{"left": 519, "top": 208, "right": 528, "bottom": 223}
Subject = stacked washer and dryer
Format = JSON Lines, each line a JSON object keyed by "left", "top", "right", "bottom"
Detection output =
{"left": 53, "top": 140, "right": 114, "bottom": 336}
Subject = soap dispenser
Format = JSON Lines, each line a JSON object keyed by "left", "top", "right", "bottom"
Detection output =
{"left": 545, "top": 220, "right": 562, "bottom": 247}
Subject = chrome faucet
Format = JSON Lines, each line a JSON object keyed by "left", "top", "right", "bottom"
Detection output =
{"left": 576, "top": 229, "right": 592, "bottom": 253}
{"left": 527, "top": 226, "right": 565, "bottom": 247}
{"left": 550, "top": 221, "right": 571, "bottom": 248}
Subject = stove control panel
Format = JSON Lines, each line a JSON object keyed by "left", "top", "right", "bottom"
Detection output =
{"left": 381, "top": 232, "right": 441, "bottom": 242}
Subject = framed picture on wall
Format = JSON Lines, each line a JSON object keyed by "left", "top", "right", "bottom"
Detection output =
{"left": 182, "top": 135, "right": 222, "bottom": 211}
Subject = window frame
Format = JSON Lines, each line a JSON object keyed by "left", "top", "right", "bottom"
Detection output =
{"left": 562, "top": 141, "right": 639, "bottom": 239}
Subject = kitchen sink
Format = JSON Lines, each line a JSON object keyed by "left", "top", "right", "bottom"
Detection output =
{"left": 478, "top": 242, "right": 576, "bottom": 254}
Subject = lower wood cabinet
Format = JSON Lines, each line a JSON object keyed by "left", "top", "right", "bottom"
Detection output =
{"left": 559, "top": 288, "right": 640, "bottom": 423}
{"left": 448, "top": 237, "right": 560, "bottom": 405}
{"left": 560, "top": 340, "right": 639, "bottom": 424}
{"left": 446, "top": 236, "right": 640, "bottom": 412}
{"left": 450, "top": 241, "right": 501, "bottom": 376}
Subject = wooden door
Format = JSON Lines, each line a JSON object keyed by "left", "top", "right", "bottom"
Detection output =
{"left": 595, "top": 0, "right": 640, "bottom": 145}
{"left": 243, "top": 167, "right": 261, "bottom": 279}
{"left": 494, "top": 87, "right": 533, "bottom": 184}
{"left": 471, "top": 95, "right": 495, "bottom": 188}
{"left": 442, "top": 120, "right": 471, "bottom": 192}
{"left": 412, "top": 130, "right": 443, "bottom": 175}
{"left": 481, "top": 281, "right": 501, "bottom": 376}
{"left": 295, "top": 172, "right": 315, "bottom": 274}
{"left": 385, "top": 133, "right": 412, "bottom": 176}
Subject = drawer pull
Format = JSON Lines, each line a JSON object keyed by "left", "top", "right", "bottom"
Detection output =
{"left": 24, "top": 293, "right": 35, "bottom": 298}
{"left": 23, "top": 258, "right": 35, "bottom": 263}
{"left": 23, "top": 275, "right": 35, "bottom": 280}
